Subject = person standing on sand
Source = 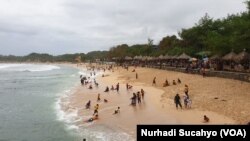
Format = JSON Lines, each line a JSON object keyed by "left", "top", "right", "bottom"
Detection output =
{"left": 184, "top": 84, "right": 189, "bottom": 98}
{"left": 93, "top": 104, "right": 99, "bottom": 115}
{"left": 136, "top": 73, "right": 138, "bottom": 79}
{"left": 174, "top": 94, "right": 182, "bottom": 109}
{"left": 137, "top": 92, "right": 141, "bottom": 103}
{"left": 116, "top": 83, "right": 119, "bottom": 92}
{"left": 183, "top": 95, "right": 188, "bottom": 108}
{"left": 202, "top": 67, "right": 206, "bottom": 78}
{"left": 141, "top": 89, "right": 145, "bottom": 99}
{"left": 177, "top": 78, "right": 181, "bottom": 84}
{"left": 85, "top": 100, "right": 91, "bottom": 109}
{"left": 97, "top": 93, "right": 101, "bottom": 101}
{"left": 152, "top": 77, "right": 156, "bottom": 86}
{"left": 131, "top": 93, "right": 137, "bottom": 106}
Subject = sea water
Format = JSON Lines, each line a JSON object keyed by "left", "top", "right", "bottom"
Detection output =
{"left": 0, "top": 63, "right": 134, "bottom": 141}
{"left": 0, "top": 63, "right": 80, "bottom": 141}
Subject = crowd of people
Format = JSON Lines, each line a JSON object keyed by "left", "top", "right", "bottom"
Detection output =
{"left": 80, "top": 65, "right": 213, "bottom": 124}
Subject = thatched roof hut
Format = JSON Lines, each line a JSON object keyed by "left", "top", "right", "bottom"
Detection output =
{"left": 222, "top": 51, "right": 237, "bottom": 61}
{"left": 112, "top": 57, "right": 118, "bottom": 60}
{"left": 158, "top": 55, "right": 164, "bottom": 60}
{"left": 137, "top": 55, "right": 143, "bottom": 60}
{"left": 210, "top": 54, "right": 221, "bottom": 60}
{"left": 164, "top": 54, "right": 171, "bottom": 60}
{"left": 178, "top": 53, "right": 191, "bottom": 60}
{"left": 234, "top": 49, "right": 250, "bottom": 62}
{"left": 146, "top": 56, "right": 154, "bottom": 61}
{"left": 124, "top": 56, "right": 132, "bottom": 60}
{"left": 170, "top": 55, "right": 178, "bottom": 59}
{"left": 141, "top": 56, "right": 147, "bottom": 61}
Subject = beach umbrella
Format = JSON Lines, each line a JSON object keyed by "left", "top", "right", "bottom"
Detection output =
{"left": 189, "top": 58, "right": 198, "bottom": 62}
{"left": 178, "top": 53, "right": 192, "bottom": 60}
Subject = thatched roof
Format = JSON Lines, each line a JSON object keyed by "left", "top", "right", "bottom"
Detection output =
{"left": 164, "top": 54, "right": 171, "bottom": 59}
{"left": 234, "top": 50, "right": 250, "bottom": 62}
{"left": 158, "top": 55, "right": 164, "bottom": 60}
{"left": 141, "top": 56, "right": 147, "bottom": 61}
{"left": 178, "top": 53, "right": 191, "bottom": 60}
{"left": 210, "top": 54, "right": 221, "bottom": 60}
{"left": 124, "top": 56, "right": 132, "bottom": 60}
{"left": 170, "top": 55, "right": 178, "bottom": 59}
{"left": 146, "top": 56, "right": 153, "bottom": 60}
{"left": 222, "top": 51, "right": 237, "bottom": 61}
{"left": 112, "top": 57, "right": 118, "bottom": 60}
{"left": 137, "top": 55, "right": 143, "bottom": 60}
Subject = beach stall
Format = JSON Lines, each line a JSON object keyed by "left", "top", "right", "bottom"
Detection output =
{"left": 210, "top": 54, "right": 222, "bottom": 71}
{"left": 163, "top": 54, "right": 171, "bottom": 67}
{"left": 222, "top": 51, "right": 237, "bottom": 71}
{"left": 234, "top": 49, "right": 250, "bottom": 72}
{"left": 177, "top": 53, "right": 192, "bottom": 68}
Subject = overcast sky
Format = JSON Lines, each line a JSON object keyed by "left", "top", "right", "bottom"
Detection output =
{"left": 0, "top": 0, "right": 247, "bottom": 56}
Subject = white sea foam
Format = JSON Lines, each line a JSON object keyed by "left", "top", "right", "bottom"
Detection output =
{"left": 55, "top": 68, "right": 134, "bottom": 140}
{"left": 54, "top": 84, "right": 83, "bottom": 133}
{"left": 0, "top": 63, "right": 60, "bottom": 72}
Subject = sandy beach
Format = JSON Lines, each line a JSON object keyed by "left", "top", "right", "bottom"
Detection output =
{"left": 62, "top": 64, "right": 250, "bottom": 139}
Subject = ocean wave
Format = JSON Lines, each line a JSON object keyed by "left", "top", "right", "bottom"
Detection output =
{"left": 0, "top": 63, "right": 60, "bottom": 72}
{"left": 55, "top": 85, "right": 82, "bottom": 133}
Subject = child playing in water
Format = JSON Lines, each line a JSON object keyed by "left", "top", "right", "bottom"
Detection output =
{"left": 86, "top": 114, "right": 98, "bottom": 122}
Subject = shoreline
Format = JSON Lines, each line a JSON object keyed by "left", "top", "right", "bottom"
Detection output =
{"left": 2, "top": 63, "right": 247, "bottom": 140}
{"left": 61, "top": 64, "right": 250, "bottom": 140}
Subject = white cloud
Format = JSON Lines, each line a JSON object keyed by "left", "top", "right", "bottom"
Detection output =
{"left": 0, "top": 0, "right": 246, "bottom": 55}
